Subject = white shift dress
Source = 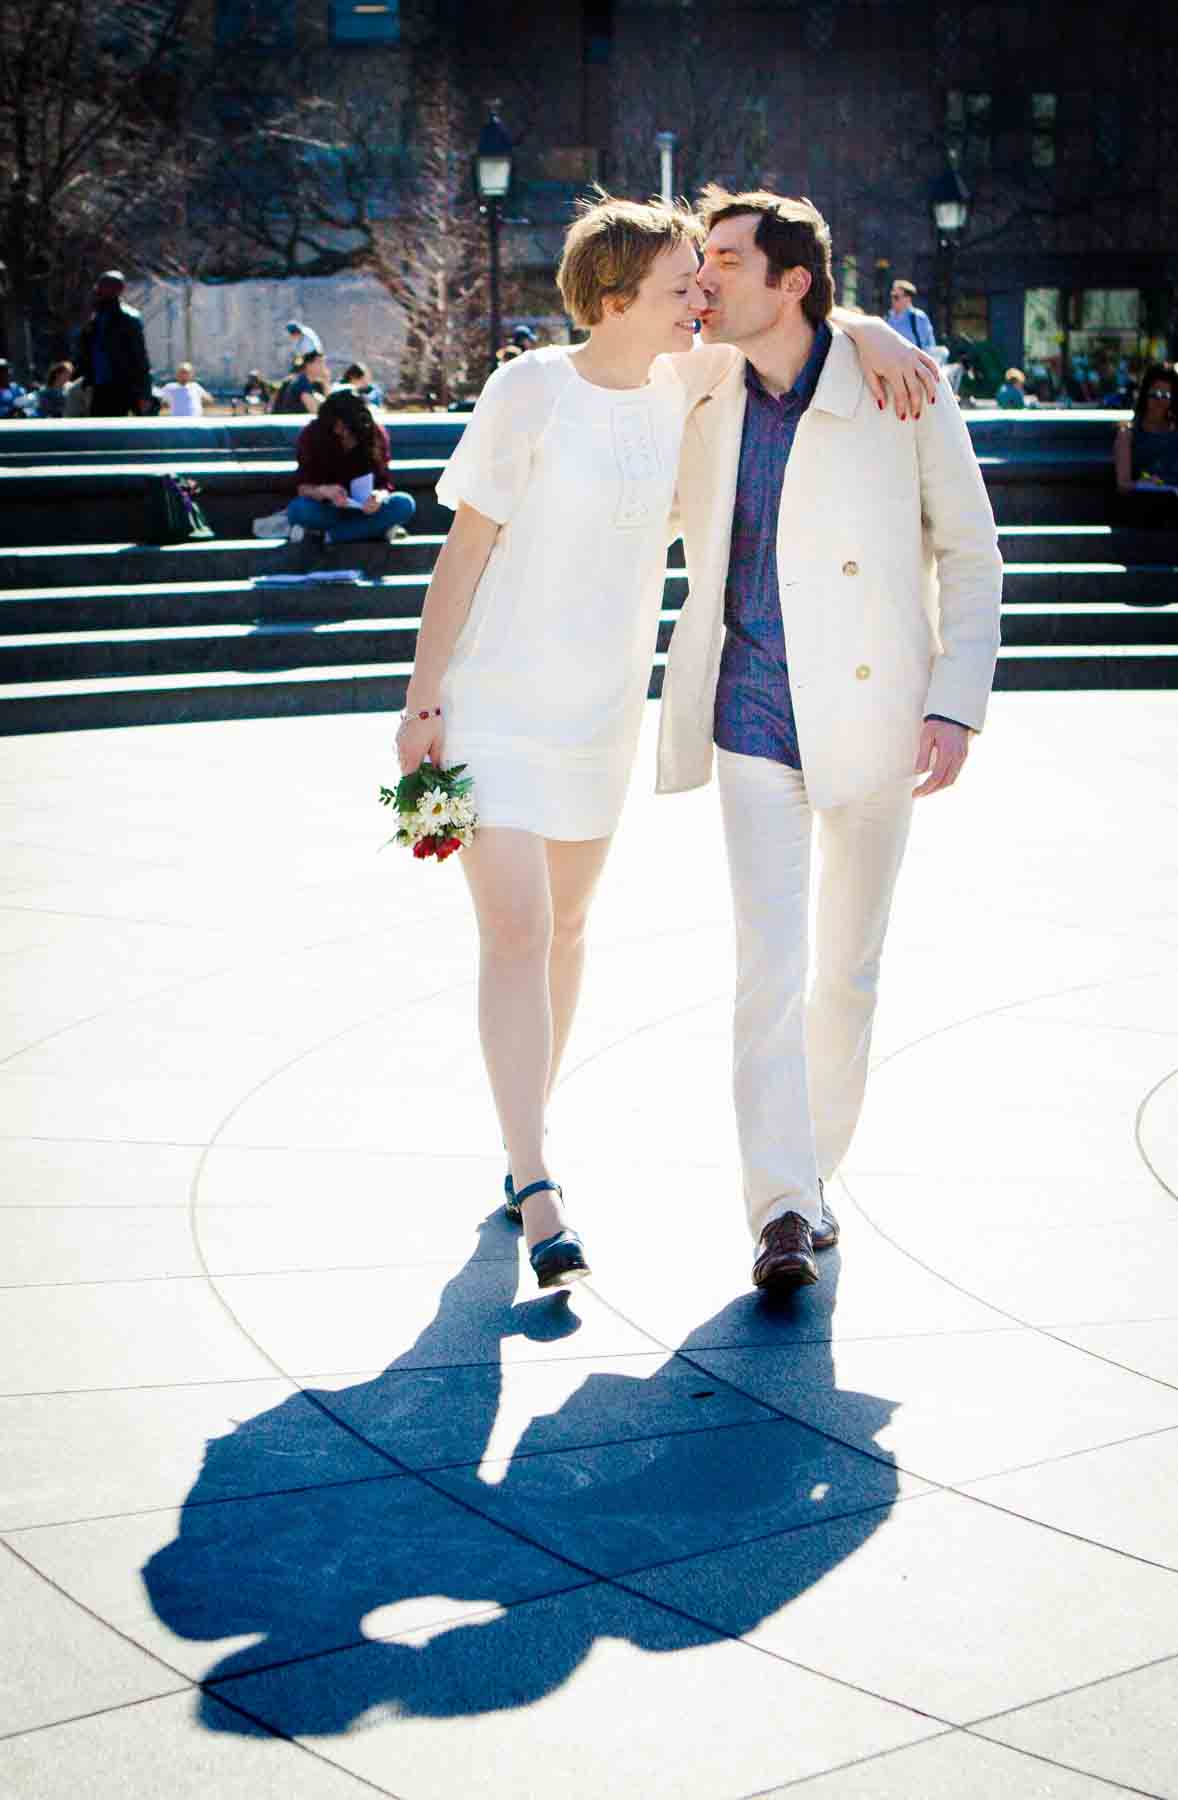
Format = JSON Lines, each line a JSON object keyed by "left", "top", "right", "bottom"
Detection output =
{"left": 435, "top": 345, "right": 691, "bottom": 841}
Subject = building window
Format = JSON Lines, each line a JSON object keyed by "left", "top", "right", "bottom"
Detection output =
{"left": 954, "top": 291, "right": 989, "bottom": 342}
{"left": 946, "top": 89, "right": 991, "bottom": 168}
{"left": 328, "top": 0, "right": 400, "bottom": 45}
{"left": 1030, "top": 92, "right": 1056, "bottom": 168}
{"left": 840, "top": 255, "right": 859, "bottom": 310}
{"left": 216, "top": 0, "right": 295, "bottom": 49}
{"left": 1093, "top": 94, "right": 1122, "bottom": 168}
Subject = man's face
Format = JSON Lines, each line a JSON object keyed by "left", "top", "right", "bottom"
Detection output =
{"left": 890, "top": 286, "right": 912, "bottom": 312}
{"left": 94, "top": 280, "right": 121, "bottom": 305}
{"left": 305, "top": 355, "right": 326, "bottom": 382}
{"left": 698, "top": 214, "right": 789, "bottom": 347}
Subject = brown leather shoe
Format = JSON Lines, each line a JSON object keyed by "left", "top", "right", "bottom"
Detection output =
{"left": 753, "top": 1211, "right": 819, "bottom": 1291}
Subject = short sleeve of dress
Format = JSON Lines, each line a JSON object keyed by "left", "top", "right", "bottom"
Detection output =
{"left": 435, "top": 354, "right": 554, "bottom": 524}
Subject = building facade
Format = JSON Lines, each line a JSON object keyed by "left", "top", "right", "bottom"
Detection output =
{"left": 195, "top": 0, "right": 1177, "bottom": 393}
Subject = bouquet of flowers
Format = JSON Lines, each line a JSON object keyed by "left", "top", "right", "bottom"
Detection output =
{"left": 379, "top": 760, "right": 477, "bottom": 862}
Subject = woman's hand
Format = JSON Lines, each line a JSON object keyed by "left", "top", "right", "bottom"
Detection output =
{"left": 396, "top": 710, "right": 445, "bottom": 775}
{"left": 362, "top": 490, "right": 386, "bottom": 516}
{"left": 847, "top": 316, "right": 941, "bottom": 419}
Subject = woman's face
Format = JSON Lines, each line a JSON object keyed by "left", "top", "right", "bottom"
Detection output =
{"left": 331, "top": 417, "right": 357, "bottom": 450}
{"left": 613, "top": 242, "right": 706, "bottom": 355}
{"left": 1143, "top": 378, "right": 1175, "bottom": 425}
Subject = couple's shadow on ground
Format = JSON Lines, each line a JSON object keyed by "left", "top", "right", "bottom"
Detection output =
{"left": 143, "top": 1210, "right": 899, "bottom": 1733}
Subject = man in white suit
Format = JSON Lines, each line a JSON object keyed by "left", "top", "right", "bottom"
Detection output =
{"left": 658, "top": 188, "right": 1002, "bottom": 1292}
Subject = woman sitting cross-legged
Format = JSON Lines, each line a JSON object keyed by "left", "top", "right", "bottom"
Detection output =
{"left": 287, "top": 390, "right": 416, "bottom": 545}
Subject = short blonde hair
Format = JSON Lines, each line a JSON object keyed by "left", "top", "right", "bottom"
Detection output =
{"left": 557, "top": 191, "right": 702, "bottom": 328}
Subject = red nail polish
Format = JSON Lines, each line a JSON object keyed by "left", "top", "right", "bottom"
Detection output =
{"left": 877, "top": 399, "right": 884, "bottom": 411}
{"left": 899, "top": 412, "right": 906, "bottom": 421}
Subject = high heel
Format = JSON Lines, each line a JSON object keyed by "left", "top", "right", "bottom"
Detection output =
{"left": 513, "top": 1180, "right": 591, "bottom": 1289}
{"left": 504, "top": 1170, "right": 520, "bottom": 1223}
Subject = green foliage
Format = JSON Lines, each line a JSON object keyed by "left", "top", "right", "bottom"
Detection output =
{"left": 379, "top": 759, "right": 472, "bottom": 819}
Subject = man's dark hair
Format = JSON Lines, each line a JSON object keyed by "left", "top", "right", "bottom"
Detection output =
{"left": 342, "top": 363, "right": 368, "bottom": 383}
{"left": 697, "top": 185, "right": 834, "bottom": 327}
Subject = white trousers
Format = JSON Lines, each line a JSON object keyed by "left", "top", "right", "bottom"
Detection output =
{"left": 717, "top": 748, "right": 914, "bottom": 1241}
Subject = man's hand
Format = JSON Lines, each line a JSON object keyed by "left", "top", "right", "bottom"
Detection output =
{"left": 913, "top": 718, "right": 970, "bottom": 798}
{"left": 847, "top": 315, "right": 940, "bottom": 419}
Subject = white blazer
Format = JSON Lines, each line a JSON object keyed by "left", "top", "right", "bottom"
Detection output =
{"left": 657, "top": 330, "right": 1003, "bottom": 810}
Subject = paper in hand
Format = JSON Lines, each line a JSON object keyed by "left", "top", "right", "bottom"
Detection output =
{"left": 345, "top": 473, "right": 375, "bottom": 510}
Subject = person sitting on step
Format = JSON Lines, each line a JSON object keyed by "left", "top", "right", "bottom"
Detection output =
{"left": 287, "top": 389, "right": 415, "bottom": 546}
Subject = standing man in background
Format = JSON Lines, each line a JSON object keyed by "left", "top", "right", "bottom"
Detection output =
{"left": 285, "top": 320, "right": 323, "bottom": 365}
{"left": 75, "top": 272, "right": 151, "bottom": 417}
{"left": 887, "top": 278, "right": 937, "bottom": 350}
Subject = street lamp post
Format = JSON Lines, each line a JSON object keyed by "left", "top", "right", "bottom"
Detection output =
{"left": 655, "top": 131, "right": 677, "bottom": 205}
{"left": 474, "top": 108, "right": 513, "bottom": 378}
{"left": 929, "top": 163, "right": 970, "bottom": 344}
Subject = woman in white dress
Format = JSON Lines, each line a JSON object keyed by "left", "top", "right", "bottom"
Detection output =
{"left": 397, "top": 195, "right": 934, "bottom": 1289}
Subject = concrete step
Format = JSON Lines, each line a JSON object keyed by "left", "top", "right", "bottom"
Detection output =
{"left": 2, "top": 564, "right": 1169, "bottom": 640}
{"left": 999, "top": 605, "right": 1178, "bottom": 646}
{"left": 0, "top": 604, "right": 685, "bottom": 684}
{"left": 2, "top": 598, "right": 1175, "bottom": 690}
{"left": 0, "top": 533, "right": 687, "bottom": 587}
{"left": 0, "top": 460, "right": 450, "bottom": 544}
{"left": 993, "top": 646, "right": 1178, "bottom": 689}
{"left": 1001, "top": 566, "right": 1177, "bottom": 606}
{"left": 996, "top": 525, "right": 1177, "bottom": 564}
{"left": 0, "top": 536, "right": 441, "bottom": 590}
{"left": 3, "top": 637, "right": 1176, "bottom": 736}
{"left": 0, "top": 662, "right": 415, "bottom": 733}
{"left": 3, "top": 530, "right": 1168, "bottom": 597}
{"left": 0, "top": 571, "right": 691, "bottom": 635}
{"left": 0, "top": 618, "right": 425, "bottom": 682}
{"left": 0, "top": 412, "right": 466, "bottom": 468}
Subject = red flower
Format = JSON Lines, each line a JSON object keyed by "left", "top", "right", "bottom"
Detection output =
{"left": 412, "top": 838, "right": 436, "bottom": 859}
{"left": 435, "top": 835, "right": 463, "bottom": 862}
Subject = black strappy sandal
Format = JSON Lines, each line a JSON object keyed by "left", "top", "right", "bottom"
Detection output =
{"left": 512, "top": 1179, "right": 591, "bottom": 1289}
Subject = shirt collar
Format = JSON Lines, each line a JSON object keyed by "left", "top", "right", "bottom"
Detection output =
{"left": 744, "top": 320, "right": 832, "bottom": 409}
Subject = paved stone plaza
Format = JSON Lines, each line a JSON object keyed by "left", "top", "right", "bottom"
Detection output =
{"left": 2, "top": 693, "right": 1177, "bottom": 1798}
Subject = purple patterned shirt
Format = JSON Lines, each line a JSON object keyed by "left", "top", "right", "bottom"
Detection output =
{"left": 713, "top": 324, "right": 832, "bottom": 769}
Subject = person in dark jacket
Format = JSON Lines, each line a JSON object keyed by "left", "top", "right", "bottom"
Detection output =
{"left": 75, "top": 271, "right": 151, "bottom": 417}
{"left": 287, "top": 389, "right": 416, "bottom": 545}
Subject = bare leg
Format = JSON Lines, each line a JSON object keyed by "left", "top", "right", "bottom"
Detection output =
{"left": 545, "top": 834, "right": 613, "bottom": 1095}
{"left": 460, "top": 828, "right": 561, "bottom": 1247}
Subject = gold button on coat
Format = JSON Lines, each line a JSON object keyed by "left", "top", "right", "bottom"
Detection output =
{"left": 855, "top": 664, "right": 871, "bottom": 681}
{"left": 842, "top": 559, "right": 859, "bottom": 576}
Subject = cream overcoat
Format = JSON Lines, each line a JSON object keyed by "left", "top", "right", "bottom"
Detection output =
{"left": 657, "top": 330, "right": 1004, "bottom": 809}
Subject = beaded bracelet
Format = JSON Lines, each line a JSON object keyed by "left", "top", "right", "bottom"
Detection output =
{"left": 401, "top": 706, "right": 442, "bottom": 722}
